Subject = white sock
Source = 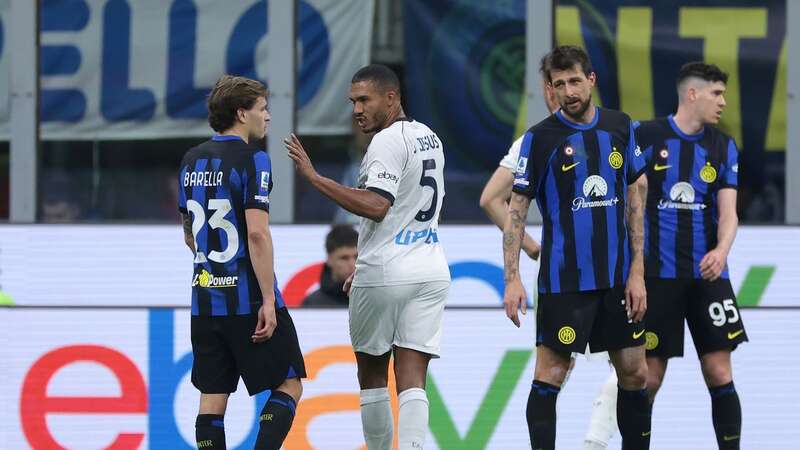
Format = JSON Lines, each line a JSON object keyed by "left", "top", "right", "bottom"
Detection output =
{"left": 360, "top": 388, "right": 393, "bottom": 450}
{"left": 583, "top": 371, "right": 619, "bottom": 449}
{"left": 398, "top": 387, "right": 428, "bottom": 449}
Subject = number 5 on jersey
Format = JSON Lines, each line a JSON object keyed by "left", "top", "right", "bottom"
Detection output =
{"left": 415, "top": 159, "right": 438, "bottom": 222}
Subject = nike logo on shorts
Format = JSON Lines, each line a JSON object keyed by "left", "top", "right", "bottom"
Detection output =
{"left": 727, "top": 330, "right": 744, "bottom": 340}
{"left": 723, "top": 435, "right": 740, "bottom": 441}
{"left": 633, "top": 329, "right": 645, "bottom": 339}
{"left": 654, "top": 164, "right": 671, "bottom": 171}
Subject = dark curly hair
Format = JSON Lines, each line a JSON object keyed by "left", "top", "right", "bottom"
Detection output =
{"left": 542, "top": 45, "right": 593, "bottom": 83}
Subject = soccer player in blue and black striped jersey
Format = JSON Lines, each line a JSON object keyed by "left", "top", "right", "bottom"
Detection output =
{"left": 638, "top": 63, "right": 747, "bottom": 450}
{"left": 178, "top": 75, "right": 306, "bottom": 450}
{"left": 503, "top": 46, "right": 651, "bottom": 450}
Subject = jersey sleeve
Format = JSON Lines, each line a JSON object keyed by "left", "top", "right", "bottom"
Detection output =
{"left": 499, "top": 136, "right": 523, "bottom": 171}
{"left": 720, "top": 138, "right": 739, "bottom": 189}
{"left": 511, "top": 131, "right": 536, "bottom": 197}
{"left": 244, "top": 150, "right": 272, "bottom": 212}
{"left": 362, "top": 131, "right": 408, "bottom": 205}
{"left": 178, "top": 160, "right": 188, "bottom": 213}
{"left": 626, "top": 120, "right": 647, "bottom": 184}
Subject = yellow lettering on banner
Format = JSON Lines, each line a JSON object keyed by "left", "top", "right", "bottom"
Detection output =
{"left": 555, "top": 6, "right": 602, "bottom": 107}
{"left": 679, "top": 8, "right": 768, "bottom": 148}
{"left": 514, "top": 95, "right": 529, "bottom": 139}
{"left": 766, "top": 38, "right": 787, "bottom": 151}
{"left": 617, "top": 7, "right": 654, "bottom": 120}
{"left": 283, "top": 345, "right": 398, "bottom": 450}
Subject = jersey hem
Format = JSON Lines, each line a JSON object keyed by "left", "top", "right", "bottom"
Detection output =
{"left": 351, "top": 276, "right": 452, "bottom": 288}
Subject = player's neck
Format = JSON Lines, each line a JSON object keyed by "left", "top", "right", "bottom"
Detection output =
{"left": 562, "top": 102, "right": 596, "bottom": 125}
{"left": 379, "top": 106, "right": 406, "bottom": 131}
{"left": 218, "top": 127, "right": 250, "bottom": 144}
{"left": 672, "top": 109, "right": 704, "bottom": 136}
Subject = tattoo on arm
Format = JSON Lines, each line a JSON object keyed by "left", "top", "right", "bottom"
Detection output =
{"left": 503, "top": 193, "right": 531, "bottom": 283}
{"left": 626, "top": 179, "right": 647, "bottom": 261}
{"left": 181, "top": 213, "right": 195, "bottom": 252}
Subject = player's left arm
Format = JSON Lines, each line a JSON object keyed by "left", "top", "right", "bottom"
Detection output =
{"left": 700, "top": 139, "right": 739, "bottom": 281}
{"left": 285, "top": 133, "right": 391, "bottom": 222}
{"left": 699, "top": 189, "right": 738, "bottom": 281}
{"left": 625, "top": 174, "right": 647, "bottom": 322}
{"left": 624, "top": 119, "right": 647, "bottom": 323}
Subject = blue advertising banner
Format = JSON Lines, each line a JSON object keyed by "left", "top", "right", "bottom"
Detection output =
{"left": 0, "top": 0, "right": 373, "bottom": 139}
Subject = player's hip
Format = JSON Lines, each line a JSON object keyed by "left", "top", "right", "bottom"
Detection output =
{"left": 352, "top": 256, "right": 450, "bottom": 287}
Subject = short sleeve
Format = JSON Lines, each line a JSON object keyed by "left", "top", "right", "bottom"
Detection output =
{"left": 721, "top": 138, "right": 738, "bottom": 189}
{"left": 178, "top": 161, "right": 188, "bottom": 213}
{"left": 511, "top": 131, "right": 536, "bottom": 197}
{"left": 363, "top": 131, "right": 408, "bottom": 205}
{"left": 499, "top": 136, "right": 523, "bottom": 171}
{"left": 626, "top": 120, "right": 647, "bottom": 184}
{"left": 244, "top": 150, "right": 272, "bottom": 211}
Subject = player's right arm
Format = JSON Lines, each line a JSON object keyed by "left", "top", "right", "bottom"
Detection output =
{"left": 285, "top": 133, "right": 391, "bottom": 222}
{"left": 178, "top": 161, "right": 195, "bottom": 253}
{"left": 502, "top": 191, "right": 531, "bottom": 328}
{"left": 180, "top": 213, "right": 195, "bottom": 253}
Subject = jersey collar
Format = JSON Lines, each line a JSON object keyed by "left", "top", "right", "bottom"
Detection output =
{"left": 555, "top": 106, "right": 599, "bottom": 130}
{"left": 667, "top": 115, "right": 704, "bottom": 141}
{"left": 212, "top": 134, "right": 246, "bottom": 142}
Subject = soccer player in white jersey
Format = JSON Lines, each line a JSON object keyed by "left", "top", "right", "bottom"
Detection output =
{"left": 285, "top": 64, "right": 450, "bottom": 450}
{"left": 480, "top": 56, "right": 619, "bottom": 450}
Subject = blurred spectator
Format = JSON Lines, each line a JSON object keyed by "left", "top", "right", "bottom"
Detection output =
{"left": 333, "top": 120, "right": 373, "bottom": 224}
{"left": 302, "top": 224, "right": 358, "bottom": 307}
{"left": 41, "top": 172, "right": 83, "bottom": 222}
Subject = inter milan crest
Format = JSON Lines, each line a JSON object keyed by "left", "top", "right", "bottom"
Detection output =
{"left": 700, "top": 162, "right": 717, "bottom": 183}
{"left": 608, "top": 148, "right": 624, "bottom": 169}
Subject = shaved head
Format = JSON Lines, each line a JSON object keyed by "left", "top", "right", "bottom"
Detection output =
{"left": 676, "top": 62, "right": 728, "bottom": 102}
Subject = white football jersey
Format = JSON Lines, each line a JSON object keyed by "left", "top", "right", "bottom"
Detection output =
{"left": 499, "top": 135, "right": 523, "bottom": 171}
{"left": 352, "top": 119, "right": 451, "bottom": 287}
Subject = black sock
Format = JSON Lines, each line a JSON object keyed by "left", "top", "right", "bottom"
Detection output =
{"left": 709, "top": 381, "right": 741, "bottom": 449}
{"left": 195, "top": 414, "right": 225, "bottom": 449}
{"left": 255, "top": 391, "right": 297, "bottom": 450}
{"left": 617, "top": 386, "right": 651, "bottom": 450}
{"left": 526, "top": 380, "right": 560, "bottom": 450}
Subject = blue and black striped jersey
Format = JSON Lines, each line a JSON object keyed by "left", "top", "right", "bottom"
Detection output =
{"left": 178, "top": 135, "right": 285, "bottom": 316}
{"left": 637, "top": 115, "right": 738, "bottom": 279}
{"left": 512, "top": 107, "right": 647, "bottom": 294}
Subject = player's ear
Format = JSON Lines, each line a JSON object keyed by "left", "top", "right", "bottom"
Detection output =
{"left": 587, "top": 71, "right": 597, "bottom": 87}
{"left": 385, "top": 89, "right": 397, "bottom": 106}
{"left": 687, "top": 87, "right": 697, "bottom": 102}
{"left": 236, "top": 108, "right": 247, "bottom": 124}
